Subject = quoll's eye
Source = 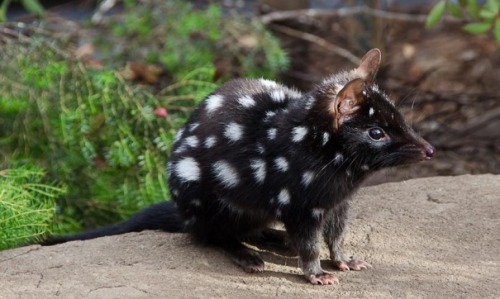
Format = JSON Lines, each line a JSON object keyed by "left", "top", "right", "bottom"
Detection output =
{"left": 368, "top": 127, "right": 386, "bottom": 140}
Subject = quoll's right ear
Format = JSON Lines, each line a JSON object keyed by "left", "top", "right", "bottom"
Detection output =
{"left": 355, "top": 48, "right": 381, "bottom": 84}
{"left": 329, "top": 78, "right": 366, "bottom": 129}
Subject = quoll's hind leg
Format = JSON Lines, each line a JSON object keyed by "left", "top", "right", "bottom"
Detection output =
{"left": 323, "top": 202, "right": 371, "bottom": 271}
{"left": 188, "top": 202, "right": 267, "bottom": 273}
{"left": 193, "top": 223, "right": 266, "bottom": 273}
{"left": 226, "top": 240, "right": 265, "bottom": 273}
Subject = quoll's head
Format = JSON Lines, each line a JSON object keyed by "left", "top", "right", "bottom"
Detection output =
{"left": 319, "top": 48, "right": 435, "bottom": 170}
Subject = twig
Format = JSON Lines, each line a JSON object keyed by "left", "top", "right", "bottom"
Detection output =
{"left": 270, "top": 24, "right": 360, "bottom": 65}
{"left": 91, "top": 0, "right": 118, "bottom": 24}
{"left": 260, "top": 6, "right": 452, "bottom": 24}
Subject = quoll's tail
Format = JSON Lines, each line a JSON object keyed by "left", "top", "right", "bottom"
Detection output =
{"left": 42, "top": 201, "right": 185, "bottom": 246}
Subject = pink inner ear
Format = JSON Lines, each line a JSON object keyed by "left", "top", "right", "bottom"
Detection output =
{"left": 339, "top": 98, "right": 355, "bottom": 114}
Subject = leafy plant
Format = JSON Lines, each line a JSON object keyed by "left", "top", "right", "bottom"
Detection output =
{"left": 100, "top": 0, "right": 289, "bottom": 81}
{"left": 0, "top": 0, "right": 45, "bottom": 23}
{"left": 0, "top": 1, "right": 289, "bottom": 240}
{"left": 0, "top": 166, "right": 65, "bottom": 249}
{"left": 0, "top": 38, "right": 216, "bottom": 234}
{"left": 426, "top": 0, "right": 500, "bottom": 44}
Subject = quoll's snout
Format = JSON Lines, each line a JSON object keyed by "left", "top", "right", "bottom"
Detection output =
{"left": 423, "top": 143, "right": 436, "bottom": 160}
{"left": 399, "top": 140, "right": 436, "bottom": 162}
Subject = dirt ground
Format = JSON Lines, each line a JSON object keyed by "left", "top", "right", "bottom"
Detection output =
{"left": 1, "top": 175, "right": 499, "bottom": 298}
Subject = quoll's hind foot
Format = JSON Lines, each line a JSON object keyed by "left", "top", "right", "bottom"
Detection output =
{"left": 307, "top": 272, "right": 339, "bottom": 285}
{"left": 231, "top": 247, "right": 265, "bottom": 273}
{"left": 335, "top": 258, "right": 372, "bottom": 271}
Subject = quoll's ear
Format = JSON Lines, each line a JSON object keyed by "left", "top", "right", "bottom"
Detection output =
{"left": 356, "top": 48, "right": 381, "bottom": 84}
{"left": 329, "top": 78, "right": 365, "bottom": 129}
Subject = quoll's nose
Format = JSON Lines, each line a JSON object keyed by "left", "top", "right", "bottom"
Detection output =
{"left": 423, "top": 143, "right": 435, "bottom": 159}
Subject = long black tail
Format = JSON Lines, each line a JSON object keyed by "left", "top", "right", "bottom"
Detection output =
{"left": 41, "top": 201, "right": 185, "bottom": 246}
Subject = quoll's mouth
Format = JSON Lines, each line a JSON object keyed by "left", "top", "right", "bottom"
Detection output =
{"left": 400, "top": 142, "right": 436, "bottom": 161}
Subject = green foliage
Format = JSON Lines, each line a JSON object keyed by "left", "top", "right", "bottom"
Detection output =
{"left": 0, "top": 39, "right": 216, "bottom": 234}
{"left": 426, "top": 0, "right": 500, "bottom": 45}
{"left": 426, "top": 1, "right": 447, "bottom": 29}
{"left": 0, "top": 1, "right": 289, "bottom": 242}
{"left": 0, "top": 167, "right": 65, "bottom": 249}
{"left": 100, "top": 0, "right": 289, "bottom": 81}
{"left": 0, "top": 0, "right": 45, "bottom": 23}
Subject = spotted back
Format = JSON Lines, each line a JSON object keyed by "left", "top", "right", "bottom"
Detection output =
{"left": 167, "top": 49, "right": 434, "bottom": 229}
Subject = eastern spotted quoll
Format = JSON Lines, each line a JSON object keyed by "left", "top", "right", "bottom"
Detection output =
{"left": 42, "top": 49, "right": 435, "bottom": 285}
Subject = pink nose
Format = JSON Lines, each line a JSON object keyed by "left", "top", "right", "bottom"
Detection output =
{"left": 424, "top": 144, "right": 435, "bottom": 159}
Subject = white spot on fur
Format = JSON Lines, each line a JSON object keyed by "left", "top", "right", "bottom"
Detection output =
{"left": 260, "top": 78, "right": 278, "bottom": 89}
{"left": 361, "top": 164, "right": 370, "bottom": 171}
{"left": 189, "top": 123, "right": 199, "bottom": 132}
{"left": 175, "top": 157, "right": 200, "bottom": 182}
{"left": 346, "top": 170, "right": 352, "bottom": 177}
{"left": 322, "top": 132, "right": 330, "bottom": 146}
{"left": 238, "top": 95, "right": 256, "bottom": 108}
{"left": 291, "top": 126, "right": 308, "bottom": 142}
{"left": 312, "top": 208, "right": 323, "bottom": 219}
{"left": 205, "top": 94, "right": 224, "bottom": 113}
{"left": 268, "top": 128, "right": 277, "bottom": 140}
{"left": 192, "top": 199, "right": 201, "bottom": 207}
{"left": 204, "top": 136, "right": 217, "bottom": 148}
{"left": 264, "top": 111, "right": 277, "bottom": 122}
{"left": 184, "top": 136, "right": 199, "bottom": 148}
{"left": 278, "top": 188, "right": 290, "bottom": 205}
{"left": 212, "top": 160, "right": 240, "bottom": 188}
{"left": 368, "top": 107, "right": 375, "bottom": 117}
{"left": 173, "top": 128, "right": 184, "bottom": 144}
{"left": 271, "top": 89, "right": 286, "bottom": 102}
{"left": 256, "top": 143, "right": 265, "bottom": 154}
{"left": 173, "top": 144, "right": 187, "bottom": 153}
{"left": 334, "top": 153, "right": 343, "bottom": 163}
{"left": 301, "top": 171, "right": 314, "bottom": 186}
{"left": 285, "top": 89, "right": 303, "bottom": 99}
{"left": 274, "top": 157, "right": 289, "bottom": 172}
{"left": 224, "top": 122, "right": 243, "bottom": 142}
{"left": 250, "top": 159, "right": 266, "bottom": 184}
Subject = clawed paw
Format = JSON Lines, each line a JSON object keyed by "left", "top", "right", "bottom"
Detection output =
{"left": 308, "top": 273, "right": 339, "bottom": 285}
{"left": 336, "top": 259, "right": 372, "bottom": 271}
{"left": 242, "top": 261, "right": 265, "bottom": 273}
{"left": 232, "top": 251, "right": 265, "bottom": 273}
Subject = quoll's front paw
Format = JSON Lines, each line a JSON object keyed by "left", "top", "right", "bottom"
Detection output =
{"left": 307, "top": 272, "right": 339, "bottom": 285}
{"left": 335, "top": 258, "right": 371, "bottom": 271}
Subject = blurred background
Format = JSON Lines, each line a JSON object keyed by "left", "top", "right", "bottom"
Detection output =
{"left": 1, "top": 0, "right": 499, "bottom": 248}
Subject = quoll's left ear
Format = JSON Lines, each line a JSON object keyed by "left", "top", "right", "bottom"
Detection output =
{"left": 329, "top": 78, "right": 366, "bottom": 129}
{"left": 356, "top": 48, "right": 381, "bottom": 84}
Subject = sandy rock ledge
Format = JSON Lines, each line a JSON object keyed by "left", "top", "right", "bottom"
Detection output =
{"left": 1, "top": 175, "right": 499, "bottom": 298}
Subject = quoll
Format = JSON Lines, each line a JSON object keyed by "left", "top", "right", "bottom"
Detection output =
{"left": 43, "top": 49, "right": 435, "bottom": 285}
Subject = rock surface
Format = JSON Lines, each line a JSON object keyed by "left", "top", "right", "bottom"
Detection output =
{"left": 1, "top": 175, "right": 499, "bottom": 298}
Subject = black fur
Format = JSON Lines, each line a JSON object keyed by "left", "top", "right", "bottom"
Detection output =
{"left": 41, "top": 202, "right": 184, "bottom": 245}
{"left": 42, "top": 49, "right": 434, "bottom": 285}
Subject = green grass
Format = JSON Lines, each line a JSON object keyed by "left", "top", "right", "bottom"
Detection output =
{"left": 0, "top": 167, "right": 65, "bottom": 249}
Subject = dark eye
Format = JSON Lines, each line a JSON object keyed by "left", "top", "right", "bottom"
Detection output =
{"left": 368, "top": 127, "right": 385, "bottom": 140}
